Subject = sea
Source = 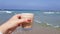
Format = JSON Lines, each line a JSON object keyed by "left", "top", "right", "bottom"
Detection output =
{"left": 0, "top": 10, "right": 60, "bottom": 28}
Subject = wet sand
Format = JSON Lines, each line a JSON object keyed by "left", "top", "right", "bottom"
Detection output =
{"left": 12, "top": 22, "right": 60, "bottom": 34}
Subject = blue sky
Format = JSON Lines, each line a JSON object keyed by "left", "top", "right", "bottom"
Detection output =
{"left": 0, "top": 0, "right": 60, "bottom": 10}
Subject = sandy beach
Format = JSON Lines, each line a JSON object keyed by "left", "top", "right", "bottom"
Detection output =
{"left": 12, "top": 22, "right": 60, "bottom": 34}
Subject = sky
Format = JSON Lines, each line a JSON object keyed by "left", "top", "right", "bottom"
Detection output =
{"left": 0, "top": 0, "right": 60, "bottom": 10}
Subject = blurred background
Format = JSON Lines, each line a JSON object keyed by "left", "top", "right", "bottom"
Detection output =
{"left": 0, "top": 0, "right": 60, "bottom": 34}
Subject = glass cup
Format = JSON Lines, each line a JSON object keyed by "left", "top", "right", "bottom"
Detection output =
{"left": 21, "top": 13, "right": 34, "bottom": 30}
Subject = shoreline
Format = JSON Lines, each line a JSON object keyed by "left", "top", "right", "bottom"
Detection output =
{"left": 12, "top": 22, "right": 60, "bottom": 34}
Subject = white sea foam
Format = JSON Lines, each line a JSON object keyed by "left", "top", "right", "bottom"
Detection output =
{"left": 54, "top": 25, "right": 60, "bottom": 28}
{"left": 35, "top": 20, "right": 60, "bottom": 28}
{"left": 43, "top": 12, "right": 55, "bottom": 14}
{"left": 0, "top": 11, "right": 13, "bottom": 13}
{"left": 46, "top": 23, "right": 52, "bottom": 26}
{"left": 6, "top": 11, "right": 12, "bottom": 13}
{"left": 46, "top": 23, "right": 60, "bottom": 28}
{"left": 34, "top": 20, "right": 41, "bottom": 23}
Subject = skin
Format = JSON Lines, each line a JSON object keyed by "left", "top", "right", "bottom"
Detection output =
{"left": 0, "top": 14, "right": 31, "bottom": 34}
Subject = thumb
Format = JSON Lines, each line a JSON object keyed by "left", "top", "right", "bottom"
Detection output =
{"left": 17, "top": 19, "right": 30, "bottom": 26}
{"left": 18, "top": 19, "right": 25, "bottom": 24}
{"left": 16, "top": 19, "right": 25, "bottom": 26}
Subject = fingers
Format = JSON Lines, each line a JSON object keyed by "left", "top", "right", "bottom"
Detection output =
{"left": 17, "top": 19, "right": 30, "bottom": 23}
{"left": 6, "top": 26, "right": 17, "bottom": 34}
{"left": 13, "top": 14, "right": 31, "bottom": 23}
{"left": 17, "top": 18, "right": 31, "bottom": 26}
{"left": 12, "top": 14, "right": 21, "bottom": 19}
{"left": 10, "top": 14, "right": 31, "bottom": 26}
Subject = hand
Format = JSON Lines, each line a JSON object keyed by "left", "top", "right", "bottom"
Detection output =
{"left": 0, "top": 14, "right": 31, "bottom": 34}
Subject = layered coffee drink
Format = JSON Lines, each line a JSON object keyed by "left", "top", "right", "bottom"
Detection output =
{"left": 21, "top": 13, "right": 34, "bottom": 30}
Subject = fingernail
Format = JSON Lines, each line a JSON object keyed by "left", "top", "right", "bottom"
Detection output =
{"left": 27, "top": 19, "right": 31, "bottom": 22}
{"left": 18, "top": 24, "right": 20, "bottom": 26}
{"left": 18, "top": 16, "right": 21, "bottom": 19}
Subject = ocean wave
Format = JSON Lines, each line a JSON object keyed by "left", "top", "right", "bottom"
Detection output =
{"left": 35, "top": 20, "right": 60, "bottom": 28}
{"left": 46, "top": 23, "right": 60, "bottom": 28}
{"left": 46, "top": 23, "right": 53, "bottom": 26}
{"left": 34, "top": 20, "right": 41, "bottom": 23}
{"left": 54, "top": 25, "right": 60, "bottom": 28}
{"left": 43, "top": 12, "right": 60, "bottom": 14}
{"left": 43, "top": 12, "right": 55, "bottom": 14}
{"left": 0, "top": 11, "right": 13, "bottom": 14}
